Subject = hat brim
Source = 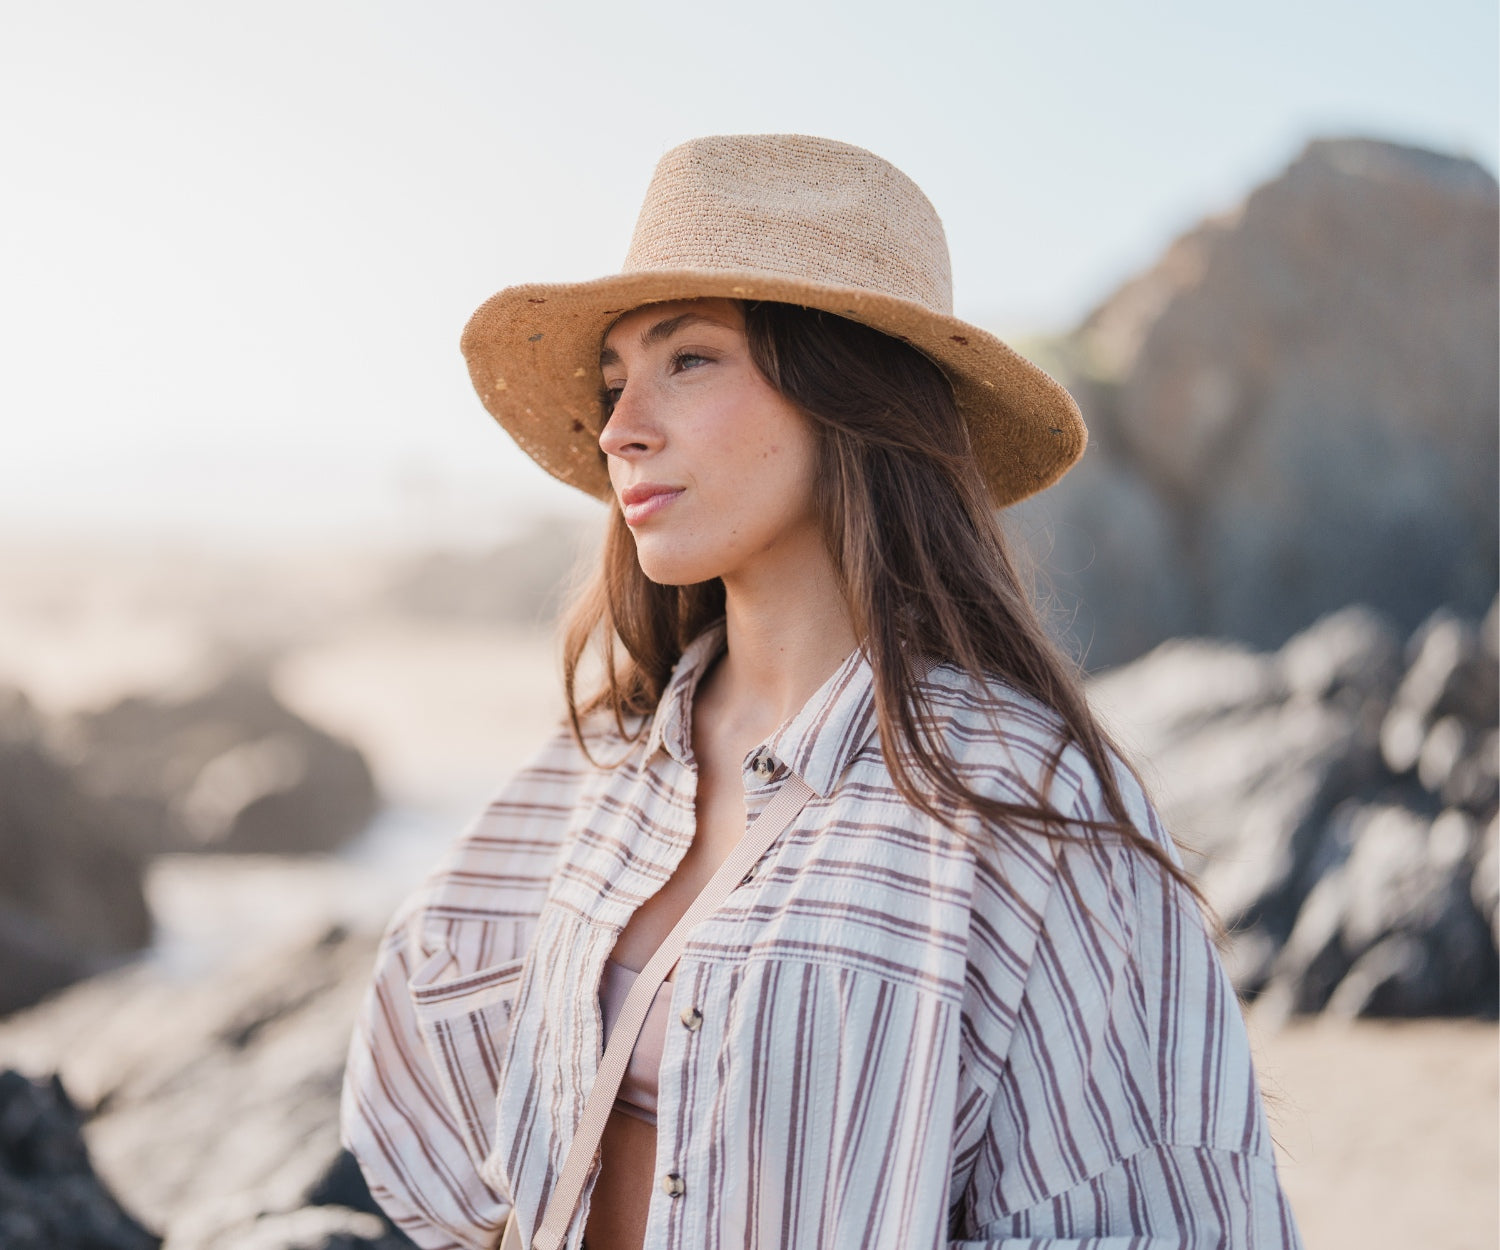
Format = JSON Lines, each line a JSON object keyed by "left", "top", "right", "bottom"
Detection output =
{"left": 459, "top": 268, "right": 1085, "bottom": 507}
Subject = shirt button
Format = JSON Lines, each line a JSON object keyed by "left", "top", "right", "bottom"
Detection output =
{"left": 679, "top": 1005, "right": 703, "bottom": 1031}
{"left": 660, "top": 1172, "right": 686, "bottom": 1198}
{"left": 749, "top": 749, "right": 776, "bottom": 780}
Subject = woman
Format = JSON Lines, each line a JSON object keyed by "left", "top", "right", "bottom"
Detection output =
{"left": 341, "top": 134, "right": 1302, "bottom": 1250}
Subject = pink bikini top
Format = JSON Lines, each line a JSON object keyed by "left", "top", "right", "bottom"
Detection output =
{"left": 597, "top": 958, "right": 672, "bottom": 1126}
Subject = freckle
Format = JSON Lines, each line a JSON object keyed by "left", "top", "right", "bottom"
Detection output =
{"left": 950, "top": 335, "right": 969, "bottom": 345}
{"left": 570, "top": 420, "right": 585, "bottom": 433}
{"left": 528, "top": 333, "right": 544, "bottom": 342}
{"left": 527, "top": 297, "right": 547, "bottom": 304}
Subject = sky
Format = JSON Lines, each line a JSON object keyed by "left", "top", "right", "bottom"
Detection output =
{"left": 3, "top": 0, "right": 1496, "bottom": 547}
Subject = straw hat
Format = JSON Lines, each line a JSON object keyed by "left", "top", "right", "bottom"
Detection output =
{"left": 460, "top": 134, "right": 1085, "bottom": 507}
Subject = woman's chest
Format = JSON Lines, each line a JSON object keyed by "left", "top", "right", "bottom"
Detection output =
{"left": 606, "top": 749, "right": 750, "bottom": 976}
{"left": 546, "top": 758, "right": 979, "bottom": 989}
{"left": 469, "top": 763, "right": 1037, "bottom": 1246}
{"left": 493, "top": 884, "right": 985, "bottom": 1250}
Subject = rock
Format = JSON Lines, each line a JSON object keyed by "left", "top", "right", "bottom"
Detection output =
{"left": 1017, "top": 137, "right": 1498, "bottom": 669}
{"left": 305, "top": 1149, "right": 399, "bottom": 1224}
{"left": 0, "top": 925, "right": 415, "bottom": 1249}
{"left": 1323, "top": 934, "right": 1431, "bottom": 1018}
{"left": 172, "top": 1205, "right": 407, "bottom": 1250}
{"left": 1418, "top": 717, "right": 1470, "bottom": 794}
{"left": 59, "top": 663, "right": 380, "bottom": 856}
{"left": 1340, "top": 806, "right": 1438, "bottom": 948}
{"left": 1444, "top": 729, "right": 1499, "bottom": 814}
{"left": 0, "top": 687, "right": 153, "bottom": 1016}
{"left": 1406, "top": 613, "right": 1498, "bottom": 723}
{"left": 0, "top": 1067, "right": 408, "bottom": 1250}
{"left": 1188, "top": 698, "right": 1380, "bottom": 938}
{"left": 1088, "top": 636, "right": 1286, "bottom": 751}
{"left": 1094, "top": 603, "right": 1499, "bottom": 1013}
{"left": 1003, "top": 444, "right": 1195, "bottom": 667}
{"left": 1257, "top": 854, "right": 1352, "bottom": 1018}
{"left": 1262, "top": 805, "right": 1497, "bottom": 1017}
{"left": 1379, "top": 705, "right": 1428, "bottom": 778}
{"left": 1474, "top": 813, "right": 1499, "bottom": 949}
{"left": 1092, "top": 616, "right": 1386, "bottom": 957}
{"left": 0, "top": 1069, "right": 160, "bottom": 1250}
{"left": 1276, "top": 605, "right": 1403, "bottom": 710}
{"left": 1383, "top": 613, "right": 1500, "bottom": 776}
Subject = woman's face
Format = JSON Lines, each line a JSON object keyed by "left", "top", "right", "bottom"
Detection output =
{"left": 598, "top": 298, "right": 823, "bottom": 588}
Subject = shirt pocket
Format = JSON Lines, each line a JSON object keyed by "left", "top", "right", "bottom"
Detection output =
{"left": 408, "top": 948, "right": 527, "bottom": 1172}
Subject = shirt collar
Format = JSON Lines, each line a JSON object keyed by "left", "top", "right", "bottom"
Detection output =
{"left": 643, "top": 620, "right": 879, "bottom": 798}
{"left": 763, "top": 644, "right": 878, "bottom": 797}
{"left": 643, "top": 621, "right": 728, "bottom": 767}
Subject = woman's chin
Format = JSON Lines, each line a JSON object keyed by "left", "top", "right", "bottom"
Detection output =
{"left": 630, "top": 541, "right": 718, "bottom": 588}
{"left": 635, "top": 561, "right": 716, "bottom": 589}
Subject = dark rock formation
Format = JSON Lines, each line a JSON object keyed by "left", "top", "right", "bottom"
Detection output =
{"left": 0, "top": 927, "right": 412, "bottom": 1249}
{"left": 0, "top": 1069, "right": 159, "bottom": 1250}
{"left": 1092, "top": 600, "right": 1500, "bottom": 1017}
{"left": 58, "top": 662, "right": 380, "bottom": 857}
{"left": 0, "top": 688, "right": 153, "bottom": 1016}
{"left": 0, "top": 1062, "right": 408, "bottom": 1249}
{"left": 1013, "top": 137, "right": 1499, "bottom": 670}
{"left": 0, "top": 660, "right": 380, "bottom": 1018}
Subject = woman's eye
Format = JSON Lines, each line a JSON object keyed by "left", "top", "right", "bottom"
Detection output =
{"left": 599, "top": 353, "right": 710, "bottom": 412}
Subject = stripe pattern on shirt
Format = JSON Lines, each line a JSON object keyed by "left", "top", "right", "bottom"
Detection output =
{"left": 341, "top": 624, "right": 1303, "bottom": 1249}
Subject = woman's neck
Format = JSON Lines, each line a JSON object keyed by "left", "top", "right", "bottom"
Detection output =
{"left": 699, "top": 542, "right": 859, "bottom": 744}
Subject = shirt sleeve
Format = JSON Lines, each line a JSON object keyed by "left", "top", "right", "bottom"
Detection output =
{"left": 948, "top": 1141, "right": 1299, "bottom": 1247}
{"left": 339, "top": 904, "right": 511, "bottom": 1250}
{"left": 949, "top": 756, "right": 1304, "bottom": 1248}
{"left": 338, "top": 720, "right": 615, "bottom": 1249}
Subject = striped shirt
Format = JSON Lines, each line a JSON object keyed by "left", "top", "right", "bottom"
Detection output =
{"left": 340, "top": 623, "right": 1302, "bottom": 1249}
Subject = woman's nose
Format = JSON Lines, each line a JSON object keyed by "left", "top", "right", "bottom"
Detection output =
{"left": 598, "top": 384, "right": 658, "bottom": 459}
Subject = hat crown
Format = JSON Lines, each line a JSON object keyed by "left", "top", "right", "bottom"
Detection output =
{"left": 623, "top": 134, "right": 954, "bottom": 315}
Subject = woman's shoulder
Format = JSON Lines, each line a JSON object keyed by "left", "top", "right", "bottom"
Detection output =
{"left": 395, "top": 713, "right": 650, "bottom": 935}
{"left": 484, "top": 708, "right": 648, "bottom": 805}
{"left": 918, "top": 661, "right": 1087, "bottom": 799}
{"left": 917, "top": 659, "right": 1174, "bottom": 863}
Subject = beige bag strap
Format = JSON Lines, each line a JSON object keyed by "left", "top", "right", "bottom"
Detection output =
{"left": 517, "top": 771, "right": 817, "bottom": 1250}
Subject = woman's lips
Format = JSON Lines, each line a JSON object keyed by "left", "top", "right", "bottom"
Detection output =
{"left": 620, "top": 485, "right": 684, "bottom": 527}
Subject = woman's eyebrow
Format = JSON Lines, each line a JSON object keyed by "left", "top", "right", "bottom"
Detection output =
{"left": 599, "top": 312, "right": 730, "bottom": 369}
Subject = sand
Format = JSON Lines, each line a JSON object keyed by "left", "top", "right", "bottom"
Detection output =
{"left": 1248, "top": 1012, "right": 1497, "bottom": 1249}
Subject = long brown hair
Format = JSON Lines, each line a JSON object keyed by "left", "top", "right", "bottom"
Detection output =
{"left": 562, "top": 300, "right": 1207, "bottom": 907}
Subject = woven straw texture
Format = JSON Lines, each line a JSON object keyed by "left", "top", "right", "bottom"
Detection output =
{"left": 460, "top": 134, "right": 1085, "bottom": 506}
